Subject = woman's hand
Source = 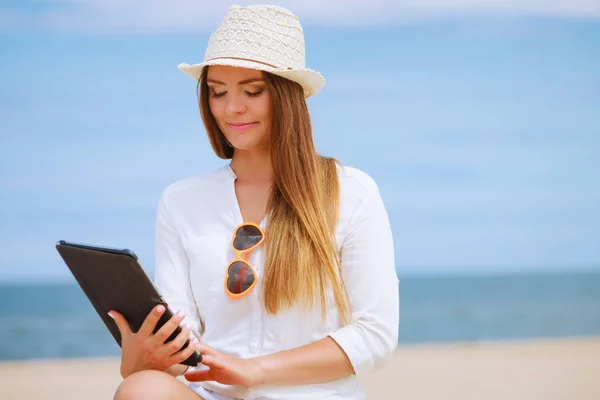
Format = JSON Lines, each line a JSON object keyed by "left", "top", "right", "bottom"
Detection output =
{"left": 184, "top": 343, "right": 265, "bottom": 387}
{"left": 108, "top": 305, "right": 199, "bottom": 378}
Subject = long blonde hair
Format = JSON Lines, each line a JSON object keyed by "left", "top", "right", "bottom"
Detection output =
{"left": 197, "top": 68, "right": 350, "bottom": 322}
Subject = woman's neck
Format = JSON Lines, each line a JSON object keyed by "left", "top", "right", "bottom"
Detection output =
{"left": 229, "top": 148, "right": 273, "bottom": 184}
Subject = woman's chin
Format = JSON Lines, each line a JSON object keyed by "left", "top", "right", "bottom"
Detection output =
{"left": 229, "top": 137, "right": 268, "bottom": 152}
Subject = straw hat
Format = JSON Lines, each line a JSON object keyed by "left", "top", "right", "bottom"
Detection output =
{"left": 177, "top": 5, "right": 325, "bottom": 99}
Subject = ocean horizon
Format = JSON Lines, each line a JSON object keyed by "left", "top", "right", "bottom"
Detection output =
{"left": 1, "top": 270, "right": 599, "bottom": 361}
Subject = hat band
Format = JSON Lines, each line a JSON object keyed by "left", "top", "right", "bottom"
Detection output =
{"left": 206, "top": 56, "right": 294, "bottom": 71}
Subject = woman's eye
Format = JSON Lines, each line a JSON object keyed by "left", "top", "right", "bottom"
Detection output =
{"left": 246, "top": 90, "right": 263, "bottom": 98}
{"left": 210, "top": 89, "right": 263, "bottom": 99}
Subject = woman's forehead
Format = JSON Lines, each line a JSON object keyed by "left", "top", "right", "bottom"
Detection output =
{"left": 206, "top": 65, "right": 264, "bottom": 83}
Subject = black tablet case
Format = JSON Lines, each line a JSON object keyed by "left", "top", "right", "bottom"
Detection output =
{"left": 56, "top": 241, "right": 200, "bottom": 367}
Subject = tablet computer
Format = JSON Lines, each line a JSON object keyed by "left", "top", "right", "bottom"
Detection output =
{"left": 55, "top": 240, "right": 201, "bottom": 367}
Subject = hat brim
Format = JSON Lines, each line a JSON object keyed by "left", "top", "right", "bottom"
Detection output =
{"left": 177, "top": 59, "right": 325, "bottom": 99}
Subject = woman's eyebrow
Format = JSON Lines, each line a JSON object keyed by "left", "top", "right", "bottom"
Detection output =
{"left": 207, "top": 78, "right": 265, "bottom": 85}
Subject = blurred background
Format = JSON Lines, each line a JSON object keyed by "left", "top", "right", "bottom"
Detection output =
{"left": 1, "top": 1, "right": 599, "bottom": 362}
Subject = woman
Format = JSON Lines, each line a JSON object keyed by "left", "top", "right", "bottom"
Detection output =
{"left": 109, "top": 5, "right": 399, "bottom": 400}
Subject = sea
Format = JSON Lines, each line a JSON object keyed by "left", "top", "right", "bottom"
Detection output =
{"left": 1, "top": 271, "right": 599, "bottom": 361}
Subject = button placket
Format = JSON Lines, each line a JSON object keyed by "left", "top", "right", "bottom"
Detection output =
{"left": 247, "top": 236, "right": 264, "bottom": 356}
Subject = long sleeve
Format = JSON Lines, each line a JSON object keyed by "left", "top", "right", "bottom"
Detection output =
{"left": 328, "top": 180, "right": 399, "bottom": 378}
{"left": 153, "top": 190, "right": 203, "bottom": 341}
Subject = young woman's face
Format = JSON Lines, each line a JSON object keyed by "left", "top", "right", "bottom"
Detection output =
{"left": 206, "top": 65, "right": 272, "bottom": 152}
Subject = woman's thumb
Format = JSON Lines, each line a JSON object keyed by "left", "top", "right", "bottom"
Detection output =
{"left": 108, "top": 310, "right": 132, "bottom": 337}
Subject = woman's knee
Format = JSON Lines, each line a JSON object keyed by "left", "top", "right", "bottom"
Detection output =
{"left": 113, "top": 370, "right": 175, "bottom": 400}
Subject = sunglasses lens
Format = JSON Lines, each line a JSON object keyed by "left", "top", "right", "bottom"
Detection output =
{"left": 227, "top": 261, "right": 256, "bottom": 295}
{"left": 233, "top": 224, "right": 263, "bottom": 251}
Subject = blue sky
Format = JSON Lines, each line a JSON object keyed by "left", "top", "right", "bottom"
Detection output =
{"left": 1, "top": 1, "right": 599, "bottom": 282}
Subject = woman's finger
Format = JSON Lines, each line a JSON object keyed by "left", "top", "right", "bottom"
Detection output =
{"left": 195, "top": 343, "right": 219, "bottom": 357}
{"left": 152, "top": 309, "right": 186, "bottom": 345}
{"left": 197, "top": 354, "right": 216, "bottom": 367}
{"left": 107, "top": 310, "right": 132, "bottom": 337}
{"left": 184, "top": 368, "right": 212, "bottom": 382}
{"left": 168, "top": 337, "right": 199, "bottom": 365}
{"left": 137, "top": 304, "right": 166, "bottom": 338}
{"left": 160, "top": 324, "right": 191, "bottom": 357}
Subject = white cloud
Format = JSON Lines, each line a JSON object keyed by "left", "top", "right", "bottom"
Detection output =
{"left": 2, "top": 0, "right": 599, "bottom": 34}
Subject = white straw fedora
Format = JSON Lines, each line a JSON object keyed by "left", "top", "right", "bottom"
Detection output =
{"left": 177, "top": 5, "right": 325, "bottom": 99}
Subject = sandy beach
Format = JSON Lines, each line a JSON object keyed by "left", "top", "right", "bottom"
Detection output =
{"left": 1, "top": 336, "right": 598, "bottom": 400}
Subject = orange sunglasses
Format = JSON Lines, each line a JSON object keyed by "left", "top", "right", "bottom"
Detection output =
{"left": 224, "top": 222, "right": 265, "bottom": 299}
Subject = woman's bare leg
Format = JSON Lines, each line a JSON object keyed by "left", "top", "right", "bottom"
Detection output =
{"left": 114, "top": 370, "right": 204, "bottom": 400}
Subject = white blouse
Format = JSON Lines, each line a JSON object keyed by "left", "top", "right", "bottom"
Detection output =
{"left": 154, "top": 164, "right": 399, "bottom": 400}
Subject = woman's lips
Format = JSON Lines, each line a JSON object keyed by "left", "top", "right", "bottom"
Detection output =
{"left": 227, "top": 122, "right": 258, "bottom": 131}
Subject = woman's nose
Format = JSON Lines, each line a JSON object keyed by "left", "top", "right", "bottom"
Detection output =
{"left": 225, "top": 94, "right": 246, "bottom": 116}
